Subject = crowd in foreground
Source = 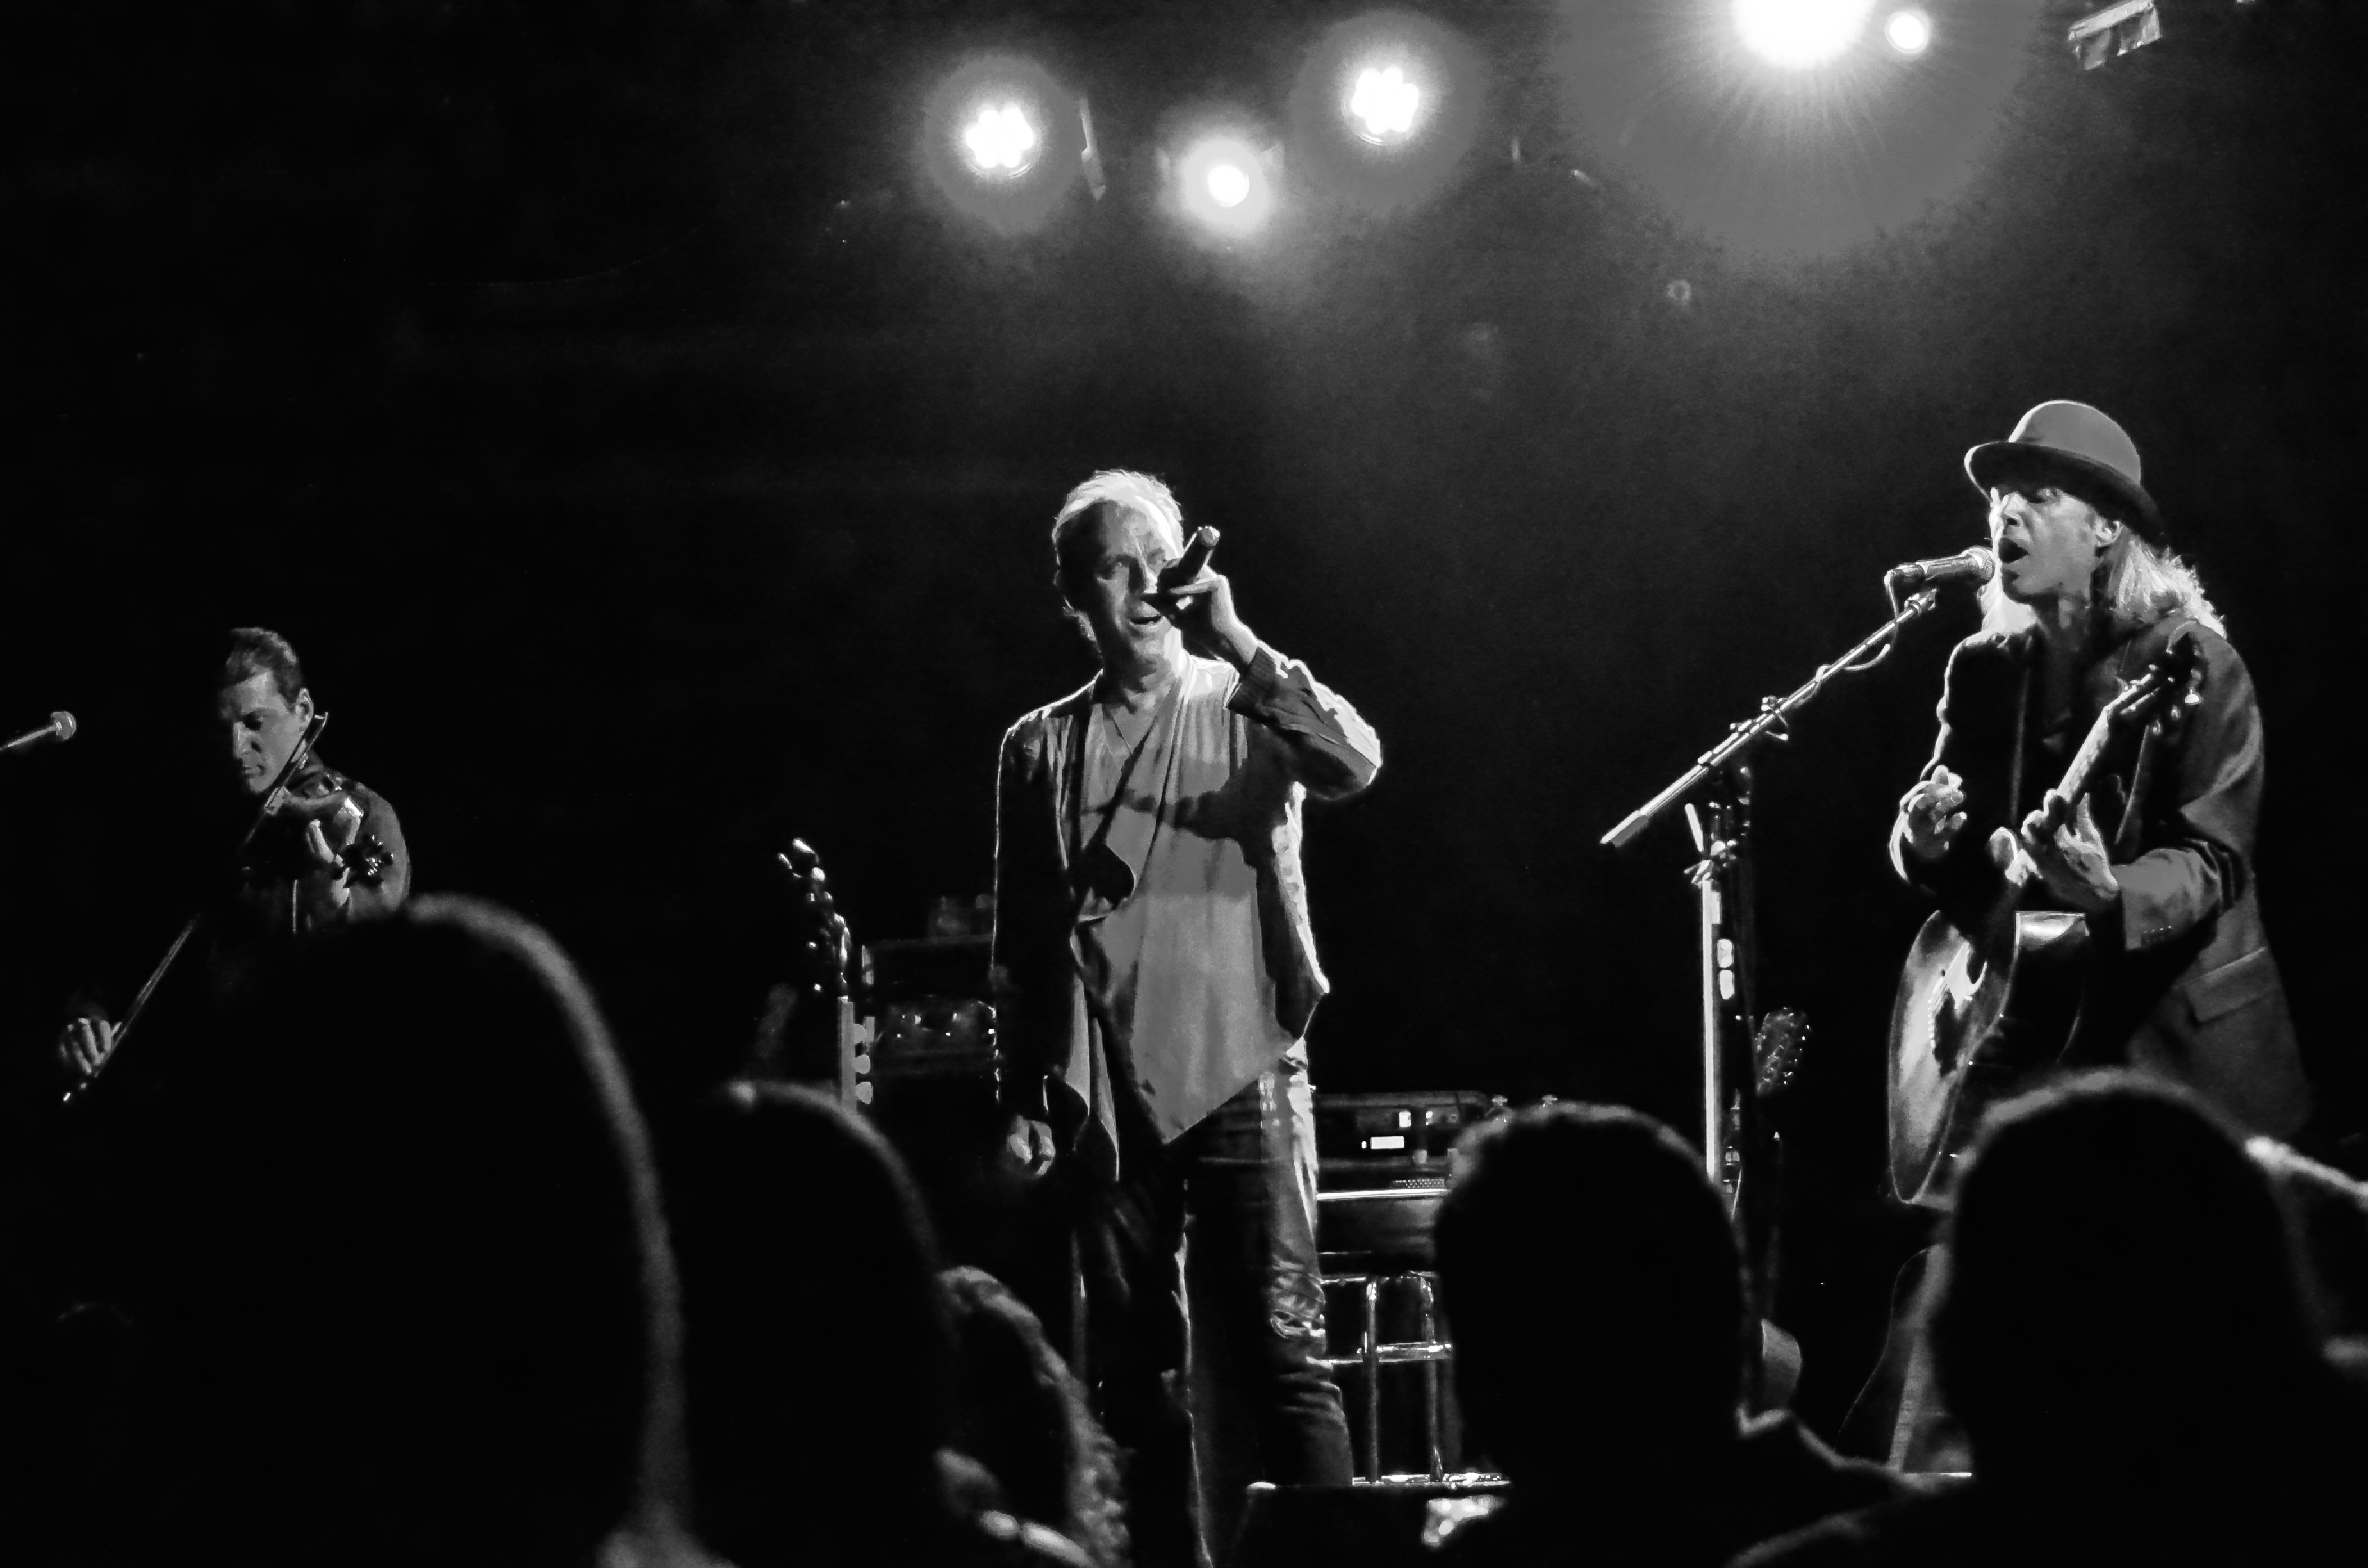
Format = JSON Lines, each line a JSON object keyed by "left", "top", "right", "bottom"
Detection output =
{"left": 3, "top": 897, "right": 2364, "bottom": 1567}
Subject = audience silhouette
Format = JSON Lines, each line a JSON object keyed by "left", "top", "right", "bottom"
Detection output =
{"left": 1739, "top": 1070, "right": 2368, "bottom": 1566}
{"left": 1432, "top": 1102, "right": 1900, "bottom": 1567}
{"left": 134, "top": 896, "right": 696, "bottom": 1567}
{"left": 662, "top": 1079, "right": 1089, "bottom": 1568}
{"left": 13, "top": 907, "right": 2365, "bottom": 1568}
{"left": 944, "top": 1264, "right": 1131, "bottom": 1568}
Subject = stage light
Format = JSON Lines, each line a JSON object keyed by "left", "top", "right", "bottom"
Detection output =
{"left": 1289, "top": 12, "right": 1484, "bottom": 214}
{"left": 1175, "top": 133, "right": 1276, "bottom": 238}
{"left": 1885, "top": 9, "right": 1933, "bottom": 56}
{"left": 960, "top": 101, "right": 1040, "bottom": 178}
{"left": 1733, "top": 0, "right": 1876, "bottom": 69}
{"left": 1348, "top": 63, "right": 1421, "bottom": 145}
{"left": 922, "top": 55, "right": 1086, "bottom": 234}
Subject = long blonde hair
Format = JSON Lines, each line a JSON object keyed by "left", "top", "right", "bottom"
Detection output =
{"left": 1979, "top": 524, "right": 2224, "bottom": 640}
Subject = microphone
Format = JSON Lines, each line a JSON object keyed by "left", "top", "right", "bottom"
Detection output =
{"left": 1887, "top": 546, "right": 1996, "bottom": 589}
{"left": 3, "top": 712, "right": 76, "bottom": 755}
{"left": 1155, "top": 527, "right": 1219, "bottom": 597}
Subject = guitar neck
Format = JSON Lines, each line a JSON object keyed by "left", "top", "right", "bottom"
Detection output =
{"left": 2055, "top": 704, "right": 2119, "bottom": 806}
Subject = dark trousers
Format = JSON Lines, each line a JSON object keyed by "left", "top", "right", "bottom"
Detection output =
{"left": 1073, "top": 1054, "right": 1353, "bottom": 1568}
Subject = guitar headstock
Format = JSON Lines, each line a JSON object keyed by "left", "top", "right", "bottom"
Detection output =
{"left": 2105, "top": 631, "right": 2204, "bottom": 736}
{"left": 778, "top": 838, "right": 851, "bottom": 1003}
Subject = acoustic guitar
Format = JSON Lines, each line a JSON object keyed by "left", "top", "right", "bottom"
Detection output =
{"left": 1887, "top": 633, "right": 2201, "bottom": 1206}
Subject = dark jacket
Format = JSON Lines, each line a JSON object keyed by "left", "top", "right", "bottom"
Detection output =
{"left": 208, "top": 754, "right": 411, "bottom": 1001}
{"left": 1889, "top": 617, "right": 2308, "bottom": 1136}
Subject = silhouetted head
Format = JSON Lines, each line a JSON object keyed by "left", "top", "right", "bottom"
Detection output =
{"left": 665, "top": 1081, "right": 955, "bottom": 1568}
{"left": 1435, "top": 1103, "right": 1747, "bottom": 1483}
{"left": 942, "top": 1266, "right": 1128, "bottom": 1568}
{"left": 168, "top": 895, "right": 683, "bottom": 1565}
{"left": 1930, "top": 1072, "right": 2321, "bottom": 1492}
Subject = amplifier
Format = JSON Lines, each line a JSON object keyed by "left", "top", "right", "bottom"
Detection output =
{"left": 1314, "top": 1090, "right": 1497, "bottom": 1193}
{"left": 855, "top": 937, "right": 996, "bottom": 1089}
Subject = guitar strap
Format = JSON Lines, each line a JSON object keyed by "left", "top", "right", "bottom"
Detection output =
{"left": 2009, "top": 641, "right": 2031, "bottom": 829}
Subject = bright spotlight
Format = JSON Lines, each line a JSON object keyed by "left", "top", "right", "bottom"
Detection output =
{"left": 1176, "top": 133, "right": 1275, "bottom": 237}
{"left": 1347, "top": 63, "right": 1422, "bottom": 145}
{"left": 1884, "top": 8, "right": 1932, "bottom": 55}
{"left": 1733, "top": 0, "right": 1876, "bottom": 69}
{"left": 960, "top": 101, "right": 1040, "bottom": 177}
{"left": 923, "top": 56, "right": 1081, "bottom": 233}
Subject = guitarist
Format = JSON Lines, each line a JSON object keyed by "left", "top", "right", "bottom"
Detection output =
{"left": 55, "top": 626, "right": 412, "bottom": 1095}
{"left": 1893, "top": 402, "right": 2308, "bottom": 1141}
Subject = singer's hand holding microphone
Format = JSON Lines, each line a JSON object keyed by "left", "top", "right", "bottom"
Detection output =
{"left": 1149, "top": 527, "right": 1261, "bottom": 669}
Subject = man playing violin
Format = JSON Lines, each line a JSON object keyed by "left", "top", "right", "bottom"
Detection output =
{"left": 56, "top": 627, "right": 411, "bottom": 1090}
{"left": 1892, "top": 402, "right": 2308, "bottom": 1139}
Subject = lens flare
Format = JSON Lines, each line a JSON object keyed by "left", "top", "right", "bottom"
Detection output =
{"left": 1884, "top": 8, "right": 1933, "bottom": 56}
{"left": 1733, "top": 0, "right": 1877, "bottom": 69}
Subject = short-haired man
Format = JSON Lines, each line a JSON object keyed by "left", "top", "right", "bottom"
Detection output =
{"left": 991, "top": 470, "right": 1379, "bottom": 1568}
{"left": 57, "top": 627, "right": 411, "bottom": 1091}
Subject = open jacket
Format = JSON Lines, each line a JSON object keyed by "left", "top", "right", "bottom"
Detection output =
{"left": 1889, "top": 616, "right": 2308, "bottom": 1136}
{"left": 991, "top": 646, "right": 1379, "bottom": 1146}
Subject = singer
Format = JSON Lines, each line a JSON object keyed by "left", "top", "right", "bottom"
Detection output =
{"left": 1891, "top": 402, "right": 2309, "bottom": 1134}
{"left": 991, "top": 470, "right": 1379, "bottom": 1568}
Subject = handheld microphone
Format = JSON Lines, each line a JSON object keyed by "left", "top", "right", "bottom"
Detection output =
{"left": 1155, "top": 527, "right": 1219, "bottom": 598}
{"left": 2, "top": 712, "right": 76, "bottom": 756}
{"left": 1887, "top": 547, "right": 1996, "bottom": 590}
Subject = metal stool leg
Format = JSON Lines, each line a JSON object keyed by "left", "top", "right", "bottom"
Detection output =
{"left": 1361, "top": 1275, "right": 1383, "bottom": 1483}
{"left": 1417, "top": 1274, "right": 1444, "bottom": 1480}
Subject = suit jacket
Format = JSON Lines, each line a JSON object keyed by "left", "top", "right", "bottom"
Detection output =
{"left": 1890, "top": 617, "right": 2308, "bottom": 1136}
{"left": 991, "top": 646, "right": 1378, "bottom": 1144}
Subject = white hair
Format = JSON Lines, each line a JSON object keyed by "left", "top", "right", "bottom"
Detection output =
{"left": 1979, "top": 519, "right": 2224, "bottom": 641}
{"left": 1049, "top": 470, "right": 1186, "bottom": 580}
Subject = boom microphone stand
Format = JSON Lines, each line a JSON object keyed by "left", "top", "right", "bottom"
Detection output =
{"left": 1602, "top": 587, "right": 1942, "bottom": 1325}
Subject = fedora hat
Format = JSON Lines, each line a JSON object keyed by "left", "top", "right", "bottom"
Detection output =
{"left": 1964, "top": 400, "right": 2164, "bottom": 542}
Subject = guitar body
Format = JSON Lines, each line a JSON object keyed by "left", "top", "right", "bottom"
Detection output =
{"left": 1889, "top": 904, "right": 2091, "bottom": 1206}
{"left": 1886, "top": 630, "right": 2202, "bottom": 1207}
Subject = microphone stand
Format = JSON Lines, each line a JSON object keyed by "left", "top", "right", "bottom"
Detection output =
{"left": 1602, "top": 587, "right": 1941, "bottom": 1341}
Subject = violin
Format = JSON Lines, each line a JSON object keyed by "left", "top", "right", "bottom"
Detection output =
{"left": 252, "top": 778, "right": 397, "bottom": 890}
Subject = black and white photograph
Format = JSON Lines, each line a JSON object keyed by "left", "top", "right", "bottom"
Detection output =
{"left": 2, "top": 3, "right": 2362, "bottom": 1565}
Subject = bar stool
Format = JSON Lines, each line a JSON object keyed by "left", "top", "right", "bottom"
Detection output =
{"left": 1317, "top": 1185, "right": 1474, "bottom": 1483}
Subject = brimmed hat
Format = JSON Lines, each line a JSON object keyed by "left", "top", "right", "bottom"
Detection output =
{"left": 1964, "top": 400, "right": 2164, "bottom": 542}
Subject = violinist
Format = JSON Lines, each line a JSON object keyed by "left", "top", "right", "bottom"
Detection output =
{"left": 55, "top": 627, "right": 411, "bottom": 1092}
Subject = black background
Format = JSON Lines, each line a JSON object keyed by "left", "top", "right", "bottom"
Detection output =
{"left": 3, "top": 0, "right": 2360, "bottom": 1434}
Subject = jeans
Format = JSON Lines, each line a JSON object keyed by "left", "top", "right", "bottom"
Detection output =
{"left": 1071, "top": 1051, "right": 1353, "bottom": 1568}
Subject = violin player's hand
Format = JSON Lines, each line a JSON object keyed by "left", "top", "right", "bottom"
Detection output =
{"left": 302, "top": 797, "right": 365, "bottom": 908}
{"left": 56, "top": 1016, "right": 113, "bottom": 1086}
